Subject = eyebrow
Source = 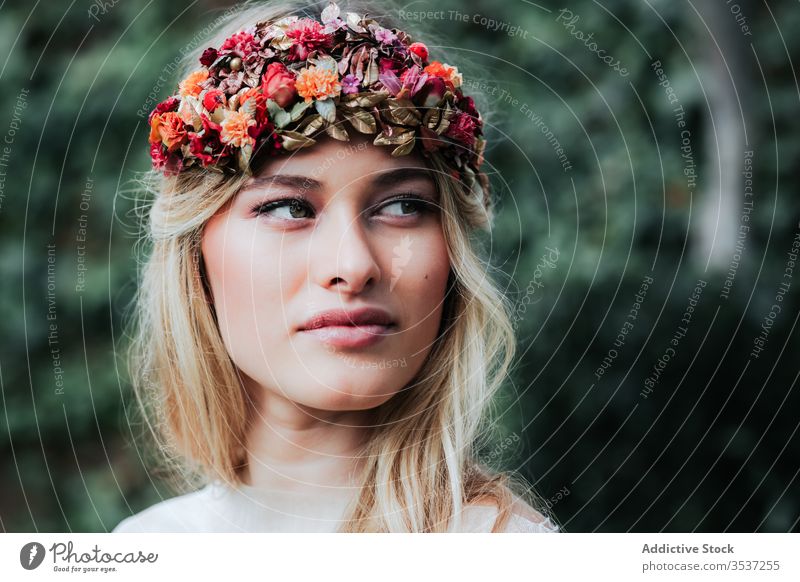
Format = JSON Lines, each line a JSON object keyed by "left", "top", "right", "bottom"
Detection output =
{"left": 242, "top": 167, "right": 435, "bottom": 193}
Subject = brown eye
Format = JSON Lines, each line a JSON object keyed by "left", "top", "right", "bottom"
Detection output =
{"left": 376, "top": 195, "right": 432, "bottom": 217}
{"left": 255, "top": 198, "right": 314, "bottom": 220}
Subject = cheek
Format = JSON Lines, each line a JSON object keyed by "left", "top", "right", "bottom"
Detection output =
{"left": 200, "top": 215, "right": 304, "bottom": 368}
{"left": 387, "top": 228, "right": 450, "bottom": 335}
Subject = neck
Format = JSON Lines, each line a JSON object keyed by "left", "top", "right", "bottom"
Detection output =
{"left": 238, "top": 377, "right": 376, "bottom": 501}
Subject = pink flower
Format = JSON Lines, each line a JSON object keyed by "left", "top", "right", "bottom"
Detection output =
{"left": 220, "top": 31, "right": 259, "bottom": 57}
{"left": 341, "top": 74, "right": 360, "bottom": 94}
{"left": 261, "top": 62, "right": 297, "bottom": 108}
{"left": 285, "top": 18, "right": 333, "bottom": 61}
{"left": 374, "top": 27, "right": 396, "bottom": 45}
{"left": 379, "top": 65, "right": 427, "bottom": 99}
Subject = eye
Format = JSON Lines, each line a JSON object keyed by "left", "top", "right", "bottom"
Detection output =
{"left": 253, "top": 197, "right": 314, "bottom": 220}
{"left": 376, "top": 194, "right": 435, "bottom": 218}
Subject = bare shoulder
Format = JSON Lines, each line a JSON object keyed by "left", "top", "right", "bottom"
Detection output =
{"left": 457, "top": 494, "right": 559, "bottom": 533}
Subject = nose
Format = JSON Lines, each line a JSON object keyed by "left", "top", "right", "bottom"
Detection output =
{"left": 310, "top": 206, "right": 381, "bottom": 295}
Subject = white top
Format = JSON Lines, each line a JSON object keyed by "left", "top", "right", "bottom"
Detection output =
{"left": 112, "top": 481, "right": 560, "bottom": 533}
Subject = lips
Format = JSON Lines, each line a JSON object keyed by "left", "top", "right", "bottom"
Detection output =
{"left": 297, "top": 307, "right": 395, "bottom": 349}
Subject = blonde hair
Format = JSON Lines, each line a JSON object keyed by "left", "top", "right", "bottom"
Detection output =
{"left": 125, "top": 0, "right": 556, "bottom": 532}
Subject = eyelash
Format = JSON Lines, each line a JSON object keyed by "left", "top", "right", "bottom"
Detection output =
{"left": 252, "top": 192, "right": 436, "bottom": 221}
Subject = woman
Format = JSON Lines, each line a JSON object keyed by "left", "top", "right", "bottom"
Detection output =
{"left": 113, "top": 0, "right": 560, "bottom": 533}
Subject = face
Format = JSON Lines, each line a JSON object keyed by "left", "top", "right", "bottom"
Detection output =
{"left": 201, "top": 133, "right": 451, "bottom": 412}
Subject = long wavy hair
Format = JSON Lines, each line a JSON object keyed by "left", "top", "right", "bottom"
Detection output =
{"left": 125, "top": 0, "right": 556, "bottom": 532}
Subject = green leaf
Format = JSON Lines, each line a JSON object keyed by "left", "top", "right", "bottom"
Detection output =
{"left": 266, "top": 98, "right": 283, "bottom": 117}
{"left": 314, "top": 98, "right": 337, "bottom": 123}
{"left": 274, "top": 110, "right": 291, "bottom": 128}
{"left": 289, "top": 100, "right": 313, "bottom": 121}
{"left": 265, "top": 99, "right": 292, "bottom": 128}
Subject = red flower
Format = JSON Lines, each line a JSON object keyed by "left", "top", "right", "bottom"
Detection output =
{"left": 415, "top": 76, "right": 446, "bottom": 108}
{"left": 150, "top": 142, "right": 183, "bottom": 174}
{"left": 261, "top": 62, "right": 296, "bottom": 108}
{"left": 147, "top": 96, "right": 179, "bottom": 125}
{"left": 188, "top": 114, "right": 231, "bottom": 166}
{"left": 408, "top": 42, "right": 428, "bottom": 62}
{"left": 149, "top": 111, "right": 187, "bottom": 151}
{"left": 445, "top": 111, "right": 478, "bottom": 146}
{"left": 202, "top": 89, "right": 225, "bottom": 112}
{"left": 285, "top": 18, "right": 333, "bottom": 61}
{"left": 249, "top": 117, "right": 282, "bottom": 157}
{"left": 199, "top": 47, "right": 218, "bottom": 67}
{"left": 458, "top": 95, "right": 479, "bottom": 120}
{"left": 241, "top": 87, "right": 268, "bottom": 123}
{"left": 379, "top": 57, "right": 402, "bottom": 75}
{"left": 220, "top": 31, "right": 259, "bottom": 57}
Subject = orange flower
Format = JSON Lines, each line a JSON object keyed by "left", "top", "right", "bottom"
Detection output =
{"left": 179, "top": 69, "right": 209, "bottom": 98}
{"left": 240, "top": 87, "right": 262, "bottom": 106}
{"left": 423, "top": 61, "right": 462, "bottom": 89}
{"left": 295, "top": 65, "right": 341, "bottom": 102}
{"left": 220, "top": 109, "right": 255, "bottom": 148}
{"left": 148, "top": 111, "right": 186, "bottom": 151}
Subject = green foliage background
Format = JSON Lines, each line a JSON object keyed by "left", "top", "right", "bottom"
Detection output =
{"left": 0, "top": 0, "right": 798, "bottom": 532}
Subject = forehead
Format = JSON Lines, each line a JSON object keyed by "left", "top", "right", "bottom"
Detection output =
{"left": 246, "top": 133, "right": 434, "bottom": 191}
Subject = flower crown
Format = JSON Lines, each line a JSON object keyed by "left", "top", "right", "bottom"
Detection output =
{"left": 147, "top": 1, "right": 488, "bottom": 198}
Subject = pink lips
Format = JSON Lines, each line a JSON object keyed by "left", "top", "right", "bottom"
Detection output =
{"left": 297, "top": 307, "right": 395, "bottom": 349}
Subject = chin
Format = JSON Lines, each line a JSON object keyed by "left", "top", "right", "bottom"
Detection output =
{"left": 288, "top": 366, "right": 403, "bottom": 412}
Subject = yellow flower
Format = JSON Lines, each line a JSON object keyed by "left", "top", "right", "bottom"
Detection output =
{"left": 220, "top": 109, "right": 255, "bottom": 148}
{"left": 179, "top": 69, "right": 209, "bottom": 98}
{"left": 295, "top": 65, "right": 341, "bottom": 102}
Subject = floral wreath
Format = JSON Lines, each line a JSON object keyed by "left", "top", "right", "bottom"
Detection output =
{"left": 147, "top": 1, "right": 489, "bottom": 199}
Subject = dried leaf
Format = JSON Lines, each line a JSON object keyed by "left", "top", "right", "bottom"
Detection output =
{"left": 346, "top": 12, "right": 366, "bottom": 33}
{"left": 321, "top": 2, "right": 340, "bottom": 23}
{"left": 363, "top": 48, "right": 379, "bottom": 86}
{"left": 295, "top": 113, "right": 325, "bottom": 136}
{"left": 391, "top": 138, "right": 416, "bottom": 156}
{"left": 240, "top": 96, "right": 257, "bottom": 118}
{"left": 324, "top": 122, "right": 350, "bottom": 141}
{"left": 279, "top": 131, "right": 316, "bottom": 150}
{"left": 423, "top": 107, "right": 441, "bottom": 130}
{"left": 342, "top": 108, "right": 376, "bottom": 133}
{"left": 373, "top": 127, "right": 414, "bottom": 146}
{"left": 434, "top": 102, "right": 454, "bottom": 134}
{"left": 341, "top": 91, "right": 388, "bottom": 108}
{"left": 270, "top": 35, "right": 293, "bottom": 51}
{"left": 382, "top": 98, "right": 421, "bottom": 126}
{"left": 237, "top": 143, "right": 253, "bottom": 172}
